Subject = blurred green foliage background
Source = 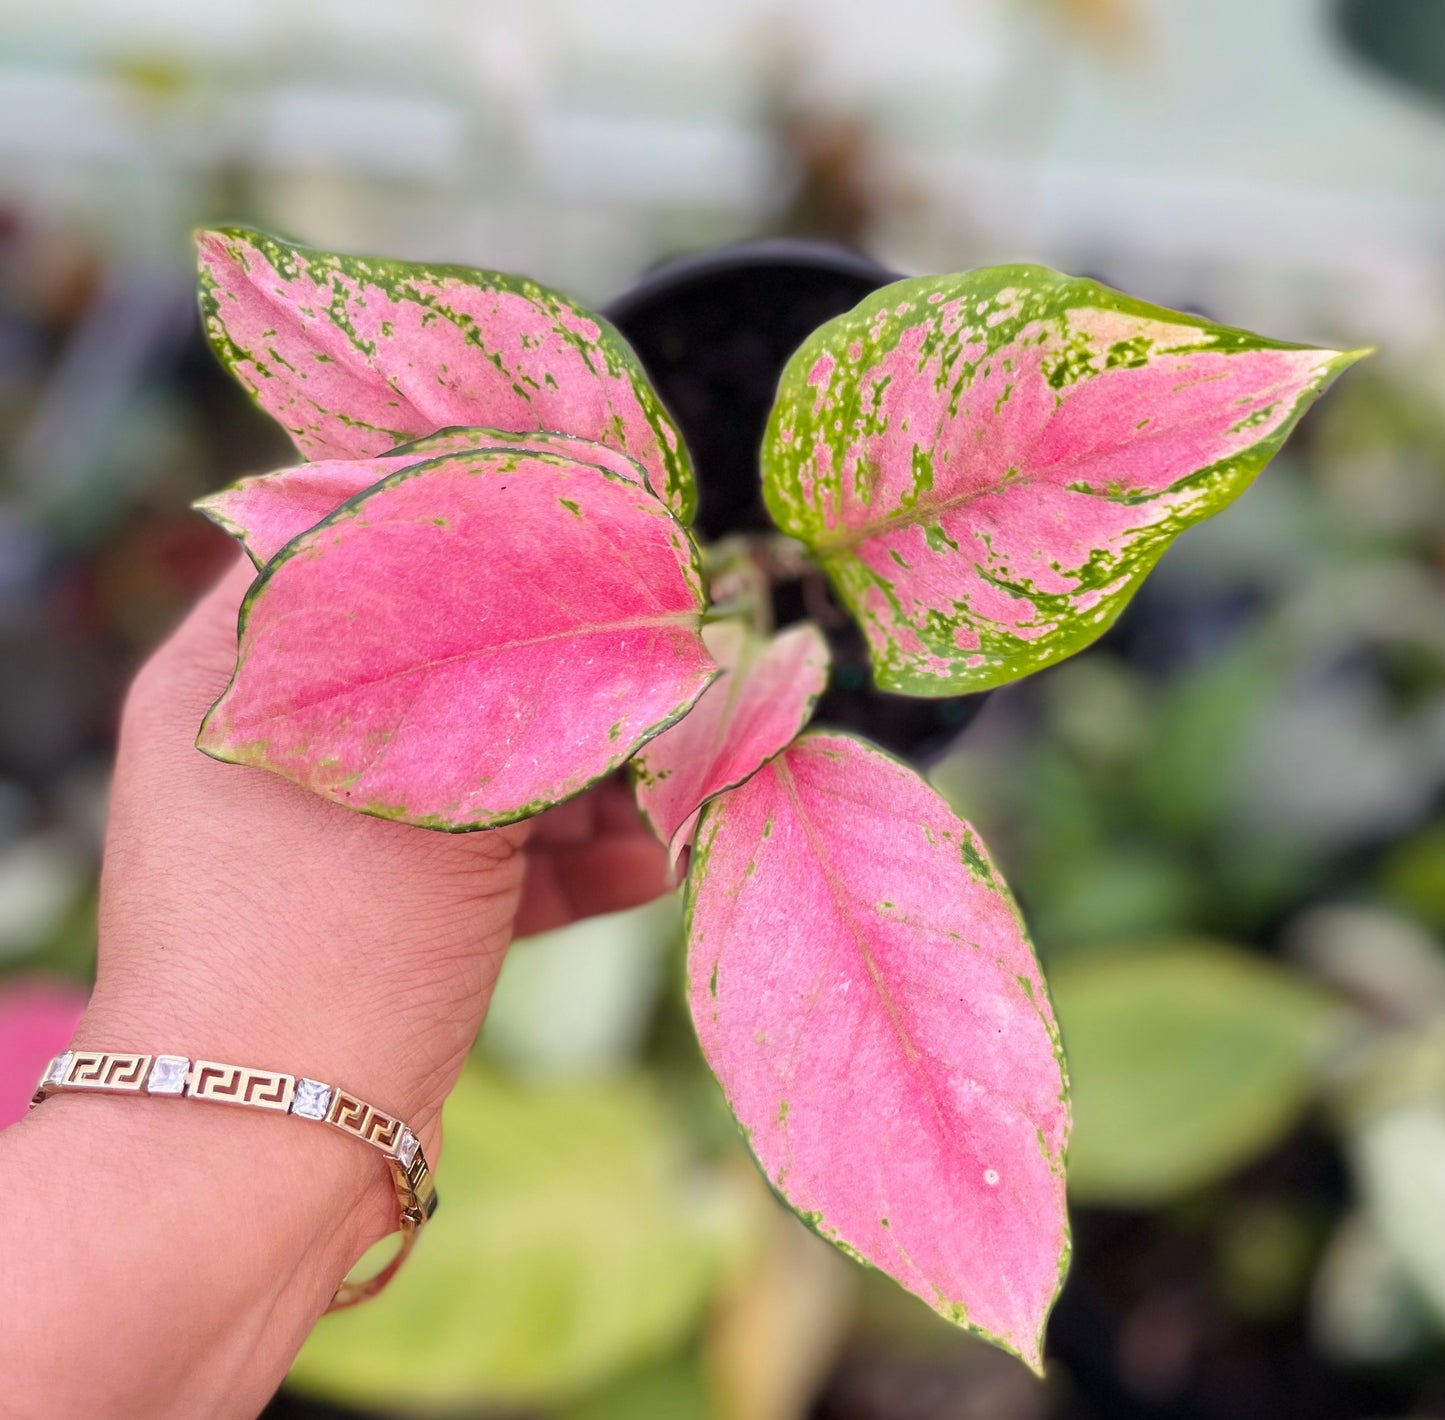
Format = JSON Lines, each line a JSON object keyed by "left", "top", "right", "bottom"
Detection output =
{"left": 2, "top": 1, "right": 1444, "bottom": 1416}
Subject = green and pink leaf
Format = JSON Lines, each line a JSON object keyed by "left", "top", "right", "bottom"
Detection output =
{"left": 633, "top": 620, "right": 830, "bottom": 865}
{"left": 686, "top": 732, "right": 1070, "bottom": 1370}
{"left": 198, "top": 449, "right": 714, "bottom": 830}
{"left": 198, "top": 228, "right": 695, "bottom": 520}
{"left": 196, "top": 427, "right": 650, "bottom": 567}
{"left": 764, "top": 266, "right": 1368, "bottom": 695}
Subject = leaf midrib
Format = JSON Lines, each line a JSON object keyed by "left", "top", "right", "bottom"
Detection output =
{"left": 240, "top": 611, "right": 697, "bottom": 725}
{"left": 773, "top": 756, "right": 954, "bottom": 1136}
{"left": 771, "top": 751, "right": 1027, "bottom": 1327}
{"left": 807, "top": 361, "right": 1307, "bottom": 555}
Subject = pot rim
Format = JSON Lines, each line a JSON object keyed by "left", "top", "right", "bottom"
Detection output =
{"left": 604, "top": 238, "right": 901, "bottom": 324}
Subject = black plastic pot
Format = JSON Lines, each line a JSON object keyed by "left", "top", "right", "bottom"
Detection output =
{"left": 605, "top": 240, "right": 989, "bottom": 763}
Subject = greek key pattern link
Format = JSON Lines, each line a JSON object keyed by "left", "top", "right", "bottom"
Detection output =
{"left": 63, "top": 1050, "right": 153, "bottom": 1092}
{"left": 327, "top": 1089, "right": 403, "bottom": 1152}
{"left": 190, "top": 1060, "right": 296, "bottom": 1112}
{"left": 29, "top": 1047, "right": 436, "bottom": 1311}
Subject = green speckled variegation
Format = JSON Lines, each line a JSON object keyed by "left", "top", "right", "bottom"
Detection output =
{"left": 685, "top": 732, "right": 1070, "bottom": 1371}
{"left": 197, "top": 448, "right": 714, "bottom": 831}
{"left": 763, "top": 267, "right": 1368, "bottom": 695}
{"left": 198, "top": 227, "right": 695, "bottom": 521}
{"left": 196, "top": 426, "right": 652, "bottom": 568}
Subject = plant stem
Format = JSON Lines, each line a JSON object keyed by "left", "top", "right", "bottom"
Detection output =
{"left": 701, "top": 600, "right": 756, "bottom": 626}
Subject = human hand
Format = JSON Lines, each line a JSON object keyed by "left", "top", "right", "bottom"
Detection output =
{"left": 2, "top": 554, "right": 672, "bottom": 1420}
{"left": 83, "top": 555, "right": 671, "bottom": 1148}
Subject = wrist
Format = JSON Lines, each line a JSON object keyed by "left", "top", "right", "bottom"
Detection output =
{"left": 63, "top": 998, "right": 427, "bottom": 1254}
{"left": 78, "top": 955, "right": 448, "bottom": 1152}
{"left": 2, "top": 1083, "right": 388, "bottom": 1420}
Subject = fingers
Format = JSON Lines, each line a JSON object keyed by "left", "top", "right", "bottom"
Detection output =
{"left": 514, "top": 777, "right": 672, "bottom": 934}
{"left": 524, "top": 791, "right": 597, "bottom": 847}
{"left": 514, "top": 833, "right": 672, "bottom": 938}
{"left": 131, "top": 553, "right": 674, "bottom": 943}
{"left": 527, "top": 776, "right": 648, "bottom": 847}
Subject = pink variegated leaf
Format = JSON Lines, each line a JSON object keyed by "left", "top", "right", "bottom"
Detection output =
{"left": 687, "top": 732, "right": 1069, "bottom": 1371}
{"left": 633, "top": 620, "right": 830, "bottom": 865}
{"left": 764, "top": 267, "right": 1369, "bottom": 694}
{"left": 196, "top": 427, "right": 650, "bottom": 567}
{"left": 198, "top": 449, "right": 715, "bottom": 830}
{"left": 197, "top": 228, "right": 695, "bottom": 520}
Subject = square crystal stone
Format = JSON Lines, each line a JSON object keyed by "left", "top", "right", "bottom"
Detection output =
{"left": 394, "top": 1127, "right": 419, "bottom": 1169}
{"left": 147, "top": 1055, "right": 190, "bottom": 1095}
{"left": 43, "top": 1051, "right": 72, "bottom": 1087}
{"left": 292, "top": 1078, "right": 333, "bottom": 1121}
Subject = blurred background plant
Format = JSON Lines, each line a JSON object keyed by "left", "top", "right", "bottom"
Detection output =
{"left": 2, "top": 0, "right": 1444, "bottom": 1416}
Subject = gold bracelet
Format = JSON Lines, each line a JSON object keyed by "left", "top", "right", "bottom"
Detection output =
{"left": 30, "top": 1048, "right": 437, "bottom": 1312}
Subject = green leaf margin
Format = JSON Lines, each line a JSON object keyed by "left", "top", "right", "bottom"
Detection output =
{"left": 761, "top": 264, "right": 1371, "bottom": 697}
{"left": 198, "top": 225, "right": 698, "bottom": 522}
{"left": 197, "top": 448, "right": 715, "bottom": 832}
{"left": 681, "top": 727, "right": 1073, "bottom": 1375}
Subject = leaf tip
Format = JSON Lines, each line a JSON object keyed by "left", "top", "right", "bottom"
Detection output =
{"left": 193, "top": 713, "right": 233, "bottom": 765}
{"left": 1336, "top": 344, "right": 1377, "bottom": 369}
{"left": 191, "top": 491, "right": 264, "bottom": 567}
{"left": 193, "top": 225, "right": 240, "bottom": 271}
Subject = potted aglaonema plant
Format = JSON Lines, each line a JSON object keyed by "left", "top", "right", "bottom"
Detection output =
{"left": 192, "top": 225, "right": 1366, "bottom": 1374}
{"left": 604, "top": 238, "right": 991, "bottom": 762}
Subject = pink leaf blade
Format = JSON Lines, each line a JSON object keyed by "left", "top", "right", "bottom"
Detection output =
{"left": 686, "top": 732, "right": 1070, "bottom": 1371}
{"left": 195, "top": 428, "right": 651, "bottom": 567}
{"left": 764, "top": 266, "right": 1370, "bottom": 694}
{"left": 197, "top": 227, "right": 696, "bottom": 520}
{"left": 198, "top": 449, "right": 715, "bottom": 831}
{"left": 633, "top": 620, "right": 831, "bottom": 866}
{"left": 195, "top": 452, "right": 422, "bottom": 567}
